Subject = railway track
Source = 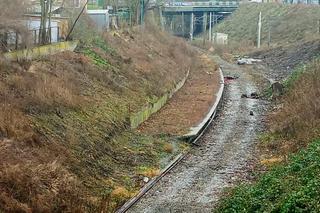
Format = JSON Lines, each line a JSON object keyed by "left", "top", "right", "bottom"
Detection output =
{"left": 118, "top": 55, "right": 267, "bottom": 212}
{"left": 116, "top": 66, "right": 225, "bottom": 213}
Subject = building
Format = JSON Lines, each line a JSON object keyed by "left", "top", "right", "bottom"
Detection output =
{"left": 87, "top": 9, "right": 111, "bottom": 31}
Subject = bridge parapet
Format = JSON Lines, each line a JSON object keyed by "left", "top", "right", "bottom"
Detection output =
{"left": 165, "top": 1, "right": 240, "bottom": 7}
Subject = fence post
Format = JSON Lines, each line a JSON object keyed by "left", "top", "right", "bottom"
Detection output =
{"left": 34, "top": 30, "right": 38, "bottom": 45}
{"left": 15, "top": 32, "right": 18, "bottom": 50}
{"left": 57, "top": 26, "right": 60, "bottom": 42}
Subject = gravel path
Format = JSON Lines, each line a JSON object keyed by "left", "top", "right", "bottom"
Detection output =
{"left": 129, "top": 57, "right": 268, "bottom": 213}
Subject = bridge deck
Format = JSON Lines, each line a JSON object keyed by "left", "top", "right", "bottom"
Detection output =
{"left": 163, "top": 6, "right": 238, "bottom": 13}
{"left": 163, "top": 1, "right": 239, "bottom": 13}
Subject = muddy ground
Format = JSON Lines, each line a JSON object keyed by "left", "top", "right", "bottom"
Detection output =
{"left": 129, "top": 56, "right": 269, "bottom": 212}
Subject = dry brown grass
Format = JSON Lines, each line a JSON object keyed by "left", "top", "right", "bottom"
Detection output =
{"left": 0, "top": 56, "right": 91, "bottom": 212}
{"left": 215, "top": 4, "right": 320, "bottom": 47}
{"left": 110, "top": 187, "right": 132, "bottom": 208}
{"left": 265, "top": 60, "right": 320, "bottom": 155}
{"left": 0, "top": 161, "right": 89, "bottom": 212}
{"left": 0, "top": 104, "right": 34, "bottom": 142}
{"left": 103, "top": 26, "right": 195, "bottom": 101}
{"left": 138, "top": 167, "right": 160, "bottom": 178}
{"left": 0, "top": 59, "right": 84, "bottom": 115}
{"left": 0, "top": 23, "right": 198, "bottom": 212}
{"left": 163, "top": 142, "right": 174, "bottom": 153}
{"left": 13, "top": 69, "right": 81, "bottom": 108}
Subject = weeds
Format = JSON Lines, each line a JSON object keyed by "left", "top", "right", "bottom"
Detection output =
{"left": 83, "top": 48, "right": 111, "bottom": 68}
{"left": 215, "top": 3, "right": 320, "bottom": 47}
{"left": 0, "top": 104, "right": 34, "bottom": 142}
{"left": 216, "top": 59, "right": 320, "bottom": 212}
{"left": 163, "top": 142, "right": 174, "bottom": 153}
{"left": 0, "top": 161, "right": 89, "bottom": 212}
{"left": 216, "top": 139, "right": 320, "bottom": 212}
{"left": 137, "top": 166, "right": 160, "bottom": 178}
{"left": 0, "top": 23, "right": 196, "bottom": 212}
{"left": 269, "top": 60, "right": 320, "bottom": 151}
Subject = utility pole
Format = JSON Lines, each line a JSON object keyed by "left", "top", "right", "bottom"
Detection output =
{"left": 190, "top": 12, "right": 194, "bottom": 41}
{"left": 140, "top": 0, "right": 144, "bottom": 25}
{"left": 160, "top": 7, "right": 164, "bottom": 30}
{"left": 203, "top": 12, "right": 207, "bottom": 45}
{"left": 257, "top": 11, "right": 262, "bottom": 48}
{"left": 213, "top": 13, "right": 217, "bottom": 43}
{"left": 209, "top": 12, "right": 212, "bottom": 42}
{"left": 66, "top": 0, "right": 89, "bottom": 41}
{"left": 182, "top": 12, "right": 185, "bottom": 37}
{"left": 268, "top": 20, "right": 271, "bottom": 48}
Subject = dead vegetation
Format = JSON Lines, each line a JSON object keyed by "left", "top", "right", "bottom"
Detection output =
{"left": 0, "top": 162, "right": 89, "bottom": 212}
{"left": 0, "top": 24, "right": 197, "bottom": 211}
{"left": 216, "top": 3, "right": 320, "bottom": 48}
{"left": 261, "top": 59, "right": 320, "bottom": 158}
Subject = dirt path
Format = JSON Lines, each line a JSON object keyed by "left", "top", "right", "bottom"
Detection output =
{"left": 129, "top": 56, "right": 268, "bottom": 212}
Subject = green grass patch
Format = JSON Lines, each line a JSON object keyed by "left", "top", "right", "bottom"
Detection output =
{"left": 93, "top": 37, "right": 117, "bottom": 56}
{"left": 216, "top": 139, "right": 320, "bottom": 213}
{"left": 83, "top": 48, "right": 111, "bottom": 68}
{"left": 283, "top": 65, "right": 305, "bottom": 90}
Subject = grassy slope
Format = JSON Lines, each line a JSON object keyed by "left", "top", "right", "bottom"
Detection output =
{"left": 216, "top": 139, "right": 320, "bottom": 212}
{"left": 214, "top": 4, "right": 320, "bottom": 211}
{"left": 215, "top": 3, "right": 320, "bottom": 46}
{"left": 216, "top": 58, "right": 320, "bottom": 212}
{"left": 0, "top": 27, "right": 195, "bottom": 212}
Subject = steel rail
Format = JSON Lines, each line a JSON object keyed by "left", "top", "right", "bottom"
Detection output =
{"left": 116, "top": 65, "right": 225, "bottom": 213}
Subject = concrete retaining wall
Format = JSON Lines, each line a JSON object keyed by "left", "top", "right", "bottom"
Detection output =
{"left": 130, "top": 69, "right": 190, "bottom": 129}
{"left": 4, "top": 41, "right": 78, "bottom": 61}
{"left": 183, "top": 67, "right": 224, "bottom": 139}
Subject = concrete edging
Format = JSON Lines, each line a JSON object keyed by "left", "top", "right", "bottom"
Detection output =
{"left": 183, "top": 67, "right": 225, "bottom": 144}
{"left": 116, "top": 67, "right": 225, "bottom": 213}
{"left": 4, "top": 41, "right": 78, "bottom": 61}
{"left": 130, "top": 69, "right": 190, "bottom": 129}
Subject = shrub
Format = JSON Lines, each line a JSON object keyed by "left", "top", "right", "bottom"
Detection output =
{"left": 163, "top": 142, "right": 174, "bottom": 153}
{"left": 269, "top": 60, "right": 320, "bottom": 149}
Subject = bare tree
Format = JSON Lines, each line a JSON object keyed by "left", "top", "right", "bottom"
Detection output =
{"left": 0, "top": 0, "right": 30, "bottom": 51}
{"left": 120, "top": 0, "right": 150, "bottom": 25}
{"left": 39, "top": 0, "right": 54, "bottom": 45}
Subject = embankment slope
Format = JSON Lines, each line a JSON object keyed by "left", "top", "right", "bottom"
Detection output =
{"left": 0, "top": 27, "right": 212, "bottom": 212}
{"left": 216, "top": 3, "right": 320, "bottom": 46}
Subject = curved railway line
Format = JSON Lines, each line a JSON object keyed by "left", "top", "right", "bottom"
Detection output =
{"left": 117, "top": 56, "right": 268, "bottom": 213}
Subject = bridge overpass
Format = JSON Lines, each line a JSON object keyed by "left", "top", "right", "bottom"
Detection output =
{"left": 160, "top": 1, "right": 239, "bottom": 40}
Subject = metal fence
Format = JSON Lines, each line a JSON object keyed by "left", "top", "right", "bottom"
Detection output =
{"left": 0, "top": 26, "right": 62, "bottom": 52}
{"left": 30, "top": 26, "right": 62, "bottom": 45}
